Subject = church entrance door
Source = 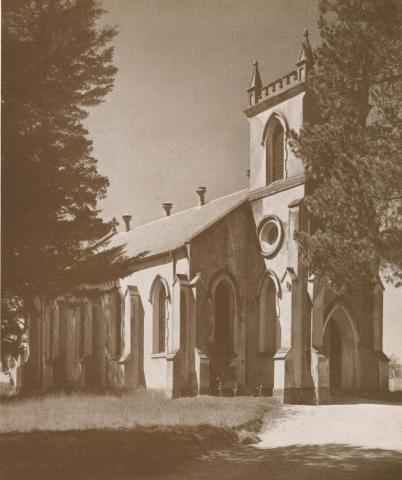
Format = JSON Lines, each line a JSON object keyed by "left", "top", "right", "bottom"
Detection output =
{"left": 210, "top": 279, "right": 236, "bottom": 394}
{"left": 323, "top": 305, "right": 358, "bottom": 392}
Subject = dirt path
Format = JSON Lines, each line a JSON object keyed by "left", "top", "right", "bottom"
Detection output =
{"left": 155, "top": 403, "right": 402, "bottom": 480}
{"left": 2, "top": 403, "right": 402, "bottom": 479}
{"left": 257, "top": 403, "right": 402, "bottom": 451}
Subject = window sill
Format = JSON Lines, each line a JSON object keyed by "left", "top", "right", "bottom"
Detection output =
{"left": 106, "top": 355, "right": 122, "bottom": 362}
{"left": 77, "top": 354, "right": 95, "bottom": 363}
{"left": 258, "top": 350, "right": 276, "bottom": 357}
{"left": 118, "top": 353, "right": 131, "bottom": 364}
{"left": 151, "top": 352, "right": 167, "bottom": 359}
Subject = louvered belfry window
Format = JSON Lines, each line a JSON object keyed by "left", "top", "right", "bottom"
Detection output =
{"left": 271, "top": 123, "right": 284, "bottom": 181}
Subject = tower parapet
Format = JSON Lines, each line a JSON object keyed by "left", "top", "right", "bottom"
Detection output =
{"left": 246, "top": 30, "right": 312, "bottom": 110}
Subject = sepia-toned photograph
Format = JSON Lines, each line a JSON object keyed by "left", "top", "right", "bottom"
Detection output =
{"left": 1, "top": 0, "right": 402, "bottom": 478}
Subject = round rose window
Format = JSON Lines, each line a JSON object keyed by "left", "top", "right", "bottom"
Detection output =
{"left": 258, "top": 216, "right": 283, "bottom": 257}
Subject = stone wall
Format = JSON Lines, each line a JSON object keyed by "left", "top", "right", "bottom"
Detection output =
{"left": 189, "top": 202, "right": 266, "bottom": 393}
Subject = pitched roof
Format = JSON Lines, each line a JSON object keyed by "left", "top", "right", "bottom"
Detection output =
{"left": 108, "top": 189, "right": 249, "bottom": 261}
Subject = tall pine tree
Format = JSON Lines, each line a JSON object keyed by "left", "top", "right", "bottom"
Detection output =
{"left": 292, "top": 0, "right": 402, "bottom": 292}
{"left": 2, "top": 0, "right": 135, "bottom": 355}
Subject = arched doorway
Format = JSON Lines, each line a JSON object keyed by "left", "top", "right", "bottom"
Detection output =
{"left": 210, "top": 278, "right": 236, "bottom": 393}
{"left": 323, "top": 304, "right": 359, "bottom": 392}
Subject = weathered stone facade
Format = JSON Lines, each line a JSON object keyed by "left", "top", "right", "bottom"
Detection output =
{"left": 25, "top": 33, "right": 389, "bottom": 403}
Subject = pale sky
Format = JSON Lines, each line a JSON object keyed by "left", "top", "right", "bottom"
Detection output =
{"left": 86, "top": 0, "right": 401, "bottom": 359}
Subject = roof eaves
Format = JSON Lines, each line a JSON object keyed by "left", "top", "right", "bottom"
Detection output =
{"left": 127, "top": 245, "right": 186, "bottom": 268}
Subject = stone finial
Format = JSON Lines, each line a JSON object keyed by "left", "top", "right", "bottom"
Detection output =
{"left": 122, "top": 214, "right": 132, "bottom": 232}
{"left": 297, "top": 28, "right": 312, "bottom": 65}
{"left": 195, "top": 187, "right": 207, "bottom": 206}
{"left": 247, "top": 60, "right": 263, "bottom": 106}
{"left": 111, "top": 217, "right": 119, "bottom": 233}
{"left": 162, "top": 202, "right": 173, "bottom": 216}
{"left": 295, "top": 29, "right": 313, "bottom": 82}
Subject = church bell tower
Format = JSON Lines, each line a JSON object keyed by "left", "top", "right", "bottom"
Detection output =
{"left": 243, "top": 31, "right": 313, "bottom": 403}
{"left": 244, "top": 31, "right": 388, "bottom": 403}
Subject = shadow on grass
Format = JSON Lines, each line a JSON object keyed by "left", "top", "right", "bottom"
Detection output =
{"left": 171, "top": 443, "right": 402, "bottom": 480}
{"left": 2, "top": 428, "right": 402, "bottom": 480}
{"left": 0, "top": 427, "right": 236, "bottom": 480}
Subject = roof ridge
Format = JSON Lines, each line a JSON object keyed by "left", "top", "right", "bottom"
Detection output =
{"left": 114, "top": 188, "right": 249, "bottom": 235}
{"left": 107, "top": 187, "right": 251, "bottom": 263}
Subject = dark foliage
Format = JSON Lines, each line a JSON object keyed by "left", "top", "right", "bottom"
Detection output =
{"left": 1, "top": 1, "right": 136, "bottom": 357}
{"left": 291, "top": 0, "right": 402, "bottom": 292}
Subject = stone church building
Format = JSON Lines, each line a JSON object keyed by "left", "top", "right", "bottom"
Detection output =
{"left": 26, "top": 33, "right": 389, "bottom": 403}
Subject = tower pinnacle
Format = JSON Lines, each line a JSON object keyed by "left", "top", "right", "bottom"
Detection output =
{"left": 247, "top": 60, "right": 263, "bottom": 106}
{"left": 298, "top": 28, "right": 312, "bottom": 64}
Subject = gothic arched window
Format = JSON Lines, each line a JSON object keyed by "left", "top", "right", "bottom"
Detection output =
{"left": 45, "top": 305, "right": 55, "bottom": 362}
{"left": 115, "top": 293, "right": 123, "bottom": 357}
{"left": 152, "top": 279, "right": 168, "bottom": 353}
{"left": 108, "top": 291, "right": 123, "bottom": 358}
{"left": 213, "top": 280, "right": 234, "bottom": 355}
{"left": 209, "top": 274, "right": 238, "bottom": 391}
{"left": 271, "top": 122, "right": 284, "bottom": 181}
{"left": 264, "top": 116, "right": 286, "bottom": 184}
{"left": 258, "top": 276, "right": 280, "bottom": 353}
{"left": 180, "top": 290, "right": 187, "bottom": 351}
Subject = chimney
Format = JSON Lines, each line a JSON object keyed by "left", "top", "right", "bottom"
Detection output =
{"left": 122, "top": 214, "right": 132, "bottom": 232}
{"left": 162, "top": 202, "right": 173, "bottom": 216}
{"left": 195, "top": 186, "right": 207, "bottom": 206}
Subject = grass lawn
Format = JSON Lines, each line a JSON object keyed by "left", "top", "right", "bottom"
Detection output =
{"left": 0, "top": 390, "right": 279, "bottom": 433}
{"left": 0, "top": 392, "right": 281, "bottom": 479}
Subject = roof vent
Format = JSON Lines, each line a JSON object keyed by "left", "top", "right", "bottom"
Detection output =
{"left": 122, "top": 214, "right": 132, "bottom": 232}
{"left": 162, "top": 202, "right": 173, "bottom": 217}
{"left": 195, "top": 187, "right": 207, "bottom": 206}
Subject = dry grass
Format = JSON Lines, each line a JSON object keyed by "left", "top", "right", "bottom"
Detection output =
{"left": 0, "top": 390, "right": 278, "bottom": 433}
{"left": 0, "top": 392, "right": 282, "bottom": 479}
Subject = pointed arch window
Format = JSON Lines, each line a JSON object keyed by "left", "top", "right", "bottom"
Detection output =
{"left": 272, "top": 122, "right": 284, "bottom": 181}
{"left": 213, "top": 280, "right": 234, "bottom": 355}
{"left": 113, "top": 292, "right": 123, "bottom": 358}
{"left": 151, "top": 278, "right": 169, "bottom": 354}
{"left": 45, "top": 303, "right": 59, "bottom": 363}
{"left": 45, "top": 305, "right": 55, "bottom": 362}
{"left": 91, "top": 299, "right": 101, "bottom": 357}
{"left": 105, "top": 291, "right": 123, "bottom": 359}
{"left": 264, "top": 116, "right": 286, "bottom": 184}
{"left": 258, "top": 276, "right": 281, "bottom": 353}
{"left": 209, "top": 274, "right": 238, "bottom": 390}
